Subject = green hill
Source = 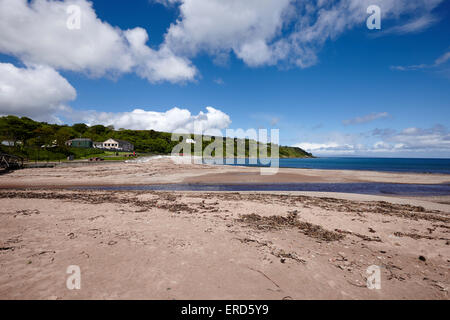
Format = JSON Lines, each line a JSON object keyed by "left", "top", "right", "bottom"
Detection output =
{"left": 0, "top": 115, "right": 313, "bottom": 161}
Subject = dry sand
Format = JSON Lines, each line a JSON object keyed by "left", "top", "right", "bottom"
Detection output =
{"left": 0, "top": 158, "right": 449, "bottom": 299}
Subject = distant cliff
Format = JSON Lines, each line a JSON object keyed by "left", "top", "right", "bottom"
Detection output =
{"left": 279, "top": 146, "right": 314, "bottom": 158}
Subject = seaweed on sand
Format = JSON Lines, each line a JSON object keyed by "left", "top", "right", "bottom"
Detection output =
{"left": 237, "top": 212, "right": 344, "bottom": 242}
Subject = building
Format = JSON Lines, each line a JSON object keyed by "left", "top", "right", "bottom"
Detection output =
{"left": 1, "top": 140, "right": 15, "bottom": 146}
{"left": 102, "top": 138, "right": 134, "bottom": 152}
{"left": 186, "top": 138, "right": 196, "bottom": 144}
{"left": 66, "top": 138, "right": 93, "bottom": 148}
{"left": 93, "top": 141, "right": 104, "bottom": 149}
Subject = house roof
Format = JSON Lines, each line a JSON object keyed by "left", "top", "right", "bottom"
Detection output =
{"left": 105, "top": 138, "right": 132, "bottom": 145}
{"left": 70, "top": 138, "right": 92, "bottom": 142}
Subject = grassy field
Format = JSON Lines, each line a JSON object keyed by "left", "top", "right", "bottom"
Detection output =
{"left": 0, "top": 145, "right": 142, "bottom": 163}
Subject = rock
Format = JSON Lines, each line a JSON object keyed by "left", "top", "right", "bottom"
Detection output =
{"left": 419, "top": 255, "right": 426, "bottom": 262}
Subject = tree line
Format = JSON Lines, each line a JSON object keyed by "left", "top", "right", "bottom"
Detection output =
{"left": 0, "top": 115, "right": 313, "bottom": 160}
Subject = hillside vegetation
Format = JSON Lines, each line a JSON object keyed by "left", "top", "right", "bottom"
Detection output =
{"left": 0, "top": 116, "right": 313, "bottom": 161}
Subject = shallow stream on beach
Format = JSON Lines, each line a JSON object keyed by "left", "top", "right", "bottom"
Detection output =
{"left": 73, "top": 182, "right": 450, "bottom": 196}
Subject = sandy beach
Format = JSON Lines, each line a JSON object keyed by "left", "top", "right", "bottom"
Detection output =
{"left": 0, "top": 158, "right": 449, "bottom": 299}
{"left": 1, "top": 157, "right": 449, "bottom": 188}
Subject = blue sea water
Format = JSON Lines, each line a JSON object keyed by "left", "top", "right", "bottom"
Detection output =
{"left": 225, "top": 157, "right": 450, "bottom": 174}
{"left": 75, "top": 183, "right": 450, "bottom": 196}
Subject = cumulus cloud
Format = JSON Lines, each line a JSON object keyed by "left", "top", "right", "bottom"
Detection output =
{"left": 70, "top": 106, "right": 231, "bottom": 133}
{"left": 159, "top": 0, "right": 444, "bottom": 69}
{"left": 0, "top": 63, "right": 76, "bottom": 122}
{"left": 0, "top": 0, "right": 196, "bottom": 83}
{"left": 375, "top": 125, "right": 450, "bottom": 152}
{"left": 295, "top": 142, "right": 381, "bottom": 156}
{"left": 295, "top": 125, "right": 450, "bottom": 156}
{"left": 294, "top": 141, "right": 357, "bottom": 155}
{"left": 342, "top": 112, "right": 390, "bottom": 125}
{"left": 1, "top": 0, "right": 444, "bottom": 83}
{"left": 163, "top": 0, "right": 292, "bottom": 67}
{"left": 124, "top": 28, "right": 196, "bottom": 83}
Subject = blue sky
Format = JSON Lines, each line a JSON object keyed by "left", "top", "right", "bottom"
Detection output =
{"left": 0, "top": 0, "right": 449, "bottom": 157}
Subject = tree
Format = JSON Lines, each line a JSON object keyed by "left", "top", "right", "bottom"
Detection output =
{"left": 33, "top": 125, "right": 56, "bottom": 147}
{"left": 72, "top": 123, "right": 88, "bottom": 135}
{"left": 55, "top": 127, "right": 75, "bottom": 148}
{"left": 148, "top": 138, "right": 170, "bottom": 153}
{"left": 0, "top": 116, "right": 38, "bottom": 147}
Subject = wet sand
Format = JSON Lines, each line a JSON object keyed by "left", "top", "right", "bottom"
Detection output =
{"left": 0, "top": 158, "right": 449, "bottom": 188}
{"left": 0, "top": 158, "right": 449, "bottom": 299}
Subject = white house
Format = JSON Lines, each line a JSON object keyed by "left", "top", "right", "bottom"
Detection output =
{"left": 1, "top": 140, "right": 15, "bottom": 146}
{"left": 93, "top": 141, "right": 104, "bottom": 149}
{"left": 102, "top": 139, "right": 134, "bottom": 152}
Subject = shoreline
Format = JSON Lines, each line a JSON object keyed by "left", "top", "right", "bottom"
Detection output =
{"left": 18, "top": 155, "right": 450, "bottom": 175}
{"left": 0, "top": 158, "right": 449, "bottom": 189}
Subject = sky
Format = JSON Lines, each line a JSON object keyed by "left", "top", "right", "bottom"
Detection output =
{"left": 0, "top": 0, "right": 449, "bottom": 157}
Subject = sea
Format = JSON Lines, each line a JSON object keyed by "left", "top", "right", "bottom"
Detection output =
{"left": 225, "top": 157, "right": 450, "bottom": 174}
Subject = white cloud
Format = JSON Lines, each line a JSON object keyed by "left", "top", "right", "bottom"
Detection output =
{"left": 0, "top": 63, "right": 76, "bottom": 122}
{"left": 390, "top": 64, "right": 428, "bottom": 71}
{"left": 342, "top": 112, "right": 390, "bottom": 125}
{"left": 0, "top": 0, "right": 196, "bottom": 83}
{"left": 124, "top": 28, "right": 196, "bottom": 83}
{"left": 160, "top": 0, "right": 444, "bottom": 69}
{"left": 213, "top": 78, "right": 224, "bottom": 85}
{"left": 386, "top": 125, "right": 450, "bottom": 151}
{"left": 383, "top": 14, "right": 438, "bottom": 34}
{"left": 1, "top": 0, "right": 444, "bottom": 82}
{"left": 164, "top": 0, "right": 293, "bottom": 67}
{"left": 295, "top": 125, "right": 450, "bottom": 156}
{"left": 435, "top": 51, "right": 450, "bottom": 65}
{"left": 295, "top": 142, "right": 340, "bottom": 150}
{"left": 71, "top": 106, "right": 231, "bottom": 132}
{"left": 391, "top": 51, "right": 450, "bottom": 72}
{"left": 294, "top": 141, "right": 356, "bottom": 155}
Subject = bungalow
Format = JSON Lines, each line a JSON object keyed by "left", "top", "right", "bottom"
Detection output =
{"left": 66, "top": 138, "right": 93, "bottom": 148}
{"left": 93, "top": 141, "right": 104, "bottom": 149}
{"left": 1, "top": 140, "right": 16, "bottom": 146}
{"left": 103, "top": 138, "right": 134, "bottom": 152}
